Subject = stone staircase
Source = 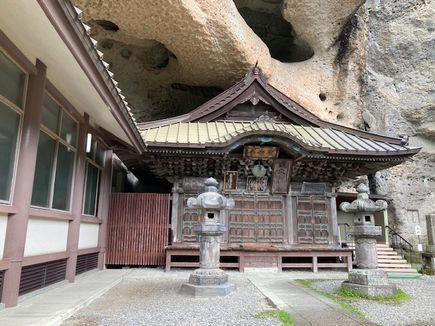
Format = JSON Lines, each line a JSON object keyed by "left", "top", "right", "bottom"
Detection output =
{"left": 348, "top": 243, "right": 420, "bottom": 277}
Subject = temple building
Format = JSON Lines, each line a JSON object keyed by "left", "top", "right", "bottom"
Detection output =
{"left": 136, "top": 66, "right": 419, "bottom": 271}
{"left": 0, "top": 0, "right": 420, "bottom": 309}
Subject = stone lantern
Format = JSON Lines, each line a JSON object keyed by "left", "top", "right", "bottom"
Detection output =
{"left": 340, "top": 184, "right": 397, "bottom": 296}
{"left": 180, "top": 177, "right": 236, "bottom": 296}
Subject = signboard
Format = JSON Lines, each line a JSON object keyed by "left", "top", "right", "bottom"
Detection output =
{"left": 244, "top": 146, "right": 279, "bottom": 160}
{"left": 271, "top": 159, "right": 291, "bottom": 194}
{"left": 223, "top": 171, "right": 238, "bottom": 191}
{"left": 246, "top": 176, "right": 268, "bottom": 193}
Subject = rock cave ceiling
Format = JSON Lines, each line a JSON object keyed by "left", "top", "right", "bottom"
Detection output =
{"left": 74, "top": 0, "right": 365, "bottom": 123}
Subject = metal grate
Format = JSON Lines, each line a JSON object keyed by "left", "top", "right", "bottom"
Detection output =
{"left": 19, "top": 259, "right": 67, "bottom": 296}
{"left": 75, "top": 252, "right": 99, "bottom": 275}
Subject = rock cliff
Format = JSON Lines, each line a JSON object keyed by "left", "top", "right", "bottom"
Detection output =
{"left": 73, "top": 0, "right": 434, "bottom": 243}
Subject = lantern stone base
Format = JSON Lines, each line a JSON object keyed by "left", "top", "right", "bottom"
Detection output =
{"left": 180, "top": 282, "right": 236, "bottom": 297}
{"left": 180, "top": 268, "right": 236, "bottom": 297}
{"left": 342, "top": 269, "right": 397, "bottom": 297}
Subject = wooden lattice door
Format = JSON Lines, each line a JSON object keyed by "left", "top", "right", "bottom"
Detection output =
{"left": 181, "top": 193, "right": 199, "bottom": 242}
{"left": 296, "top": 196, "right": 329, "bottom": 244}
{"left": 228, "top": 195, "right": 285, "bottom": 243}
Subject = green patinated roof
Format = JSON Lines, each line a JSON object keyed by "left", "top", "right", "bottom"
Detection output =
{"left": 140, "top": 120, "right": 413, "bottom": 155}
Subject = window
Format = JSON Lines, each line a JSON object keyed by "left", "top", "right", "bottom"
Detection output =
{"left": 0, "top": 51, "right": 25, "bottom": 202}
{"left": 31, "top": 95, "right": 77, "bottom": 211}
{"left": 0, "top": 51, "right": 26, "bottom": 107}
{"left": 83, "top": 140, "right": 105, "bottom": 216}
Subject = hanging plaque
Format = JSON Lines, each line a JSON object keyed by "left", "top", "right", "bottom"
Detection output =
{"left": 223, "top": 171, "right": 238, "bottom": 191}
{"left": 246, "top": 176, "right": 268, "bottom": 193}
{"left": 271, "top": 159, "right": 291, "bottom": 194}
{"left": 244, "top": 146, "right": 279, "bottom": 160}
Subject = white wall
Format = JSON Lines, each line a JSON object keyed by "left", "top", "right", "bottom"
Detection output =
{"left": 24, "top": 218, "right": 69, "bottom": 257}
{"left": 0, "top": 213, "right": 8, "bottom": 260}
{"left": 78, "top": 223, "right": 99, "bottom": 249}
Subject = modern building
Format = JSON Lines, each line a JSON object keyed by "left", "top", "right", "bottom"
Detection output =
{"left": 0, "top": 0, "right": 145, "bottom": 307}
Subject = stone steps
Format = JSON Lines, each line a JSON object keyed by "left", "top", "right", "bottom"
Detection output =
{"left": 378, "top": 258, "right": 407, "bottom": 263}
{"left": 348, "top": 243, "right": 419, "bottom": 276}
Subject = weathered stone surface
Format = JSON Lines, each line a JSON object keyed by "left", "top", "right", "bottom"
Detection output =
{"left": 180, "top": 282, "right": 236, "bottom": 297}
{"left": 73, "top": 0, "right": 435, "bottom": 244}
{"left": 182, "top": 177, "right": 235, "bottom": 296}
{"left": 363, "top": 0, "right": 435, "bottom": 245}
{"left": 342, "top": 281, "right": 397, "bottom": 297}
{"left": 347, "top": 269, "right": 390, "bottom": 286}
{"left": 343, "top": 269, "right": 397, "bottom": 297}
{"left": 73, "top": 0, "right": 364, "bottom": 122}
{"left": 188, "top": 268, "right": 228, "bottom": 286}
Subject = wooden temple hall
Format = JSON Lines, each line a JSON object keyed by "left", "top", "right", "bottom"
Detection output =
{"left": 121, "top": 66, "right": 419, "bottom": 272}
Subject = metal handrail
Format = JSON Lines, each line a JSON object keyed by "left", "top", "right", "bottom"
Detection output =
{"left": 385, "top": 225, "right": 413, "bottom": 250}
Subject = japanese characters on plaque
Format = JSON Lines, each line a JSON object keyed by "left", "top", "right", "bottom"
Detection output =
{"left": 223, "top": 171, "right": 238, "bottom": 191}
{"left": 246, "top": 176, "right": 268, "bottom": 193}
{"left": 244, "top": 146, "right": 279, "bottom": 160}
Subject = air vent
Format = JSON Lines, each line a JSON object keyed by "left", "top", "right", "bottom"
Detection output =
{"left": 76, "top": 252, "right": 99, "bottom": 275}
{"left": 19, "top": 259, "right": 67, "bottom": 295}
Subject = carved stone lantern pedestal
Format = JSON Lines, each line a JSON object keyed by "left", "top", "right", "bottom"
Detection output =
{"left": 340, "top": 184, "right": 397, "bottom": 297}
{"left": 180, "top": 178, "right": 236, "bottom": 297}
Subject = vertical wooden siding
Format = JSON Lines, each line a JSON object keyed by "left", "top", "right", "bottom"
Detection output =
{"left": 106, "top": 193, "right": 170, "bottom": 265}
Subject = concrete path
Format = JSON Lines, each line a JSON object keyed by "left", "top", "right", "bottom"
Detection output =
{"left": 0, "top": 269, "right": 131, "bottom": 326}
{"left": 0, "top": 269, "right": 372, "bottom": 326}
{"left": 248, "top": 272, "right": 374, "bottom": 326}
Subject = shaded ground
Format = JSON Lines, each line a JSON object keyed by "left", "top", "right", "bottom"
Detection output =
{"left": 62, "top": 270, "right": 279, "bottom": 326}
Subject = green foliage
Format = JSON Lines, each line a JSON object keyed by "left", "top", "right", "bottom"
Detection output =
{"left": 335, "top": 287, "right": 411, "bottom": 304}
{"left": 253, "top": 309, "right": 295, "bottom": 326}
{"left": 417, "top": 267, "right": 435, "bottom": 275}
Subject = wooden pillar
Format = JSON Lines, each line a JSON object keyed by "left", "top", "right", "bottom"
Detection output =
{"left": 285, "top": 193, "right": 294, "bottom": 244}
{"left": 97, "top": 149, "right": 113, "bottom": 269}
{"left": 330, "top": 195, "right": 339, "bottom": 244}
{"left": 1, "top": 60, "right": 46, "bottom": 307}
{"left": 171, "top": 179, "right": 180, "bottom": 243}
{"left": 65, "top": 114, "right": 89, "bottom": 282}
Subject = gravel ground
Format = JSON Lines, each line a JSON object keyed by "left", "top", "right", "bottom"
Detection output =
{"left": 313, "top": 276, "right": 435, "bottom": 326}
{"left": 62, "top": 270, "right": 279, "bottom": 326}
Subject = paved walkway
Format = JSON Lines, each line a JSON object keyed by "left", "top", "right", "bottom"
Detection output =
{"left": 0, "top": 269, "right": 131, "bottom": 326}
{"left": 0, "top": 269, "right": 373, "bottom": 326}
{"left": 248, "top": 272, "right": 374, "bottom": 326}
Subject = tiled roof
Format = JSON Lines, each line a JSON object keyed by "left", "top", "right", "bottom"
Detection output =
{"left": 140, "top": 121, "right": 415, "bottom": 155}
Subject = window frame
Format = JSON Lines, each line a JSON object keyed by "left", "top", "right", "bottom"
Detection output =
{"left": 30, "top": 93, "right": 79, "bottom": 212}
{"left": 0, "top": 49, "right": 28, "bottom": 204}
{"left": 82, "top": 139, "right": 106, "bottom": 217}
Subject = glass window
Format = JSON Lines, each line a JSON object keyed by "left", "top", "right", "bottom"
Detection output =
{"left": 0, "top": 102, "right": 20, "bottom": 201}
{"left": 31, "top": 132, "right": 56, "bottom": 207}
{"left": 60, "top": 113, "right": 77, "bottom": 147}
{"left": 31, "top": 93, "right": 78, "bottom": 211}
{"left": 52, "top": 144, "right": 75, "bottom": 210}
{"left": 95, "top": 143, "right": 105, "bottom": 167}
{"left": 83, "top": 163, "right": 100, "bottom": 216}
{"left": 0, "top": 51, "right": 25, "bottom": 107}
{"left": 41, "top": 95, "right": 60, "bottom": 133}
